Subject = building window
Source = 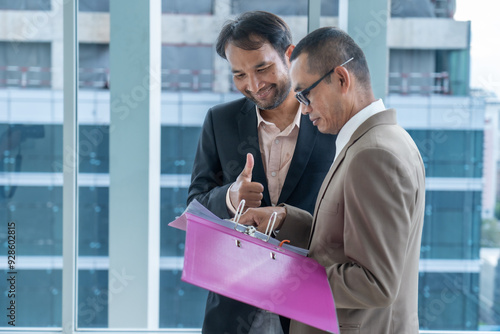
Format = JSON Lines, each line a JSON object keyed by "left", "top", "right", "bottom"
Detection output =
{"left": 162, "top": 0, "right": 213, "bottom": 14}
{"left": 409, "top": 130, "right": 483, "bottom": 178}
{"left": 231, "top": 0, "right": 338, "bottom": 16}
{"left": 79, "top": 0, "right": 109, "bottom": 13}
{"left": 0, "top": 42, "right": 51, "bottom": 89}
{"left": 162, "top": 45, "right": 213, "bottom": 91}
{"left": 0, "top": 0, "right": 50, "bottom": 11}
{"left": 79, "top": 44, "right": 110, "bottom": 90}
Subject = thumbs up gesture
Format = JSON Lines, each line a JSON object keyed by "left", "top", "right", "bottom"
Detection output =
{"left": 229, "top": 153, "right": 264, "bottom": 210}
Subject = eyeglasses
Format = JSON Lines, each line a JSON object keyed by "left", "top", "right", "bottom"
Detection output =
{"left": 295, "top": 57, "right": 354, "bottom": 106}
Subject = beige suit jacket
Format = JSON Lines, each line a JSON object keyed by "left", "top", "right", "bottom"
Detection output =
{"left": 279, "top": 109, "right": 425, "bottom": 334}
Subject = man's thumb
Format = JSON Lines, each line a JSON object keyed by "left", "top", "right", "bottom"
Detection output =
{"left": 241, "top": 153, "right": 254, "bottom": 180}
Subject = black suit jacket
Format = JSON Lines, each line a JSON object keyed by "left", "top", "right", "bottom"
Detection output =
{"left": 187, "top": 97, "right": 336, "bottom": 334}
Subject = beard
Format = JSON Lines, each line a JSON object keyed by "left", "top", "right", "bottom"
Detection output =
{"left": 245, "top": 77, "right": 292, "bottom": 110}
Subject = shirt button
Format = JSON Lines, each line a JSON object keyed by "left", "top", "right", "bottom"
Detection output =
{"left": 275, "top": 139, "right": 280, "bottom": 144}
{"left": 271, "top": 172, "right": 277, "bottom": 177}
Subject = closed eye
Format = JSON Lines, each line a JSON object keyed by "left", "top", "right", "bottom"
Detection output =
{"left": 257, "top": 65, "right": 272, "bottom": 73}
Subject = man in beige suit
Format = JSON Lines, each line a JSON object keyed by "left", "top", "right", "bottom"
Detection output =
{"left": 240, "top": 27, "right": 425, "bottom": 334}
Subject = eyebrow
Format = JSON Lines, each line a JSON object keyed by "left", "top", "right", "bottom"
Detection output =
{"left": 231, "top": 61, "right": 270, "bottom": 74}
{"left": 254, "top": 61, "right": 268, "bottom": 69}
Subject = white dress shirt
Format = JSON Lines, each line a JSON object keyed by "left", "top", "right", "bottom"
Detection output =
{"left": 334, "top": 99, "right": 386, "bottom": 163}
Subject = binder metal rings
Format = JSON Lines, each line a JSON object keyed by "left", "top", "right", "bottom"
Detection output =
{"left": 264, "top": 211, "right": 277, "bottom": 242}
{"left": 232, "top": 199, "right": 277, "bottom": 242}
{"left": 233, "top": 199, "right": 246, "bottom": 229}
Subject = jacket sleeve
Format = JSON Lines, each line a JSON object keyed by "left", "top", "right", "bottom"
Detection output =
{"left": 187, "top": 109, "right": 232, "bottom": 219}
{"left": 277, "top": 204, "right": 313, "bottom": 249}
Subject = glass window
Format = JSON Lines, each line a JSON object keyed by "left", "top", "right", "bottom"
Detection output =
{"left": 162, "top": 0, "right": 213, "bottom": 14}
{"left": 0, "top": 42, "right": 51, "bottom": 89}
{"left": 78, "top": 269, "right": 108, "bottom": 327}
{"left": 0, "top": 4, "right": 62, "bottom": 322}
{"left": 79, "top": 186, "right": 108, "bottom": 256}
{"left": 419, "top": 272, "right": 479, "bottom": 330}
{"left": 162, "top": 45, "right": 213, "bottom": 91}
{"left": 0, "top": 269, "right": 62, "bottom": 326}
{"left": 1, "top": 1, "right": 498, "bottom": 332}
{"left": 79, "top": 0, "right": 109, "bottom": 13}
{"left": 421, "top": 191, "right": 482, "bottom": 260}
{"left": 160, "top": 270, "right": 208, "bottom": 327}
{"left": 79, "top": 44, "right": 110, "bottom": 90}
{"left": 391, "top": 0, "right": 435, "bottom": 17}
{"left": 79, "top": 0, "right": 217, "bottom": 14}
{"left": 0, "top": 124, "right": 60, "bottom": 172}
{"left": 76, "top": 6, "right": 111, "bottom": 329}
{"left": 78, "top": 125, "right": 109, "bottom": 174}
{"left": 161, "top": 126, "right": 201, "bottom": 174}
{"left": 231, "top": 0, "right": 338, "bottom": 16}
{"left": 409, "top": 130, "right": 484, "bottom": 178}
{"left": 0, "top": 0, "right": 50, "bottom": 11}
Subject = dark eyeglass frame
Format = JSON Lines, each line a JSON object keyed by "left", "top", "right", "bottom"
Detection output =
{"left": 295, "top": 57, "right": 354, "bottom": 106}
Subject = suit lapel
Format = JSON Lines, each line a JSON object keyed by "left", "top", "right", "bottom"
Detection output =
{"left": 236, "top": 99, "right": 271, "bottom": 207}
{"left": 307, "top": 153, "right": 341, "bottom": 246}
{"left": 317, "top": 108, "right": 397, "bottom": 196}
{"left": 307, "top": 109, "right": 398, "bottom": 247}
{"left": 278, "top": 114, "right": 318, "bottom": 204}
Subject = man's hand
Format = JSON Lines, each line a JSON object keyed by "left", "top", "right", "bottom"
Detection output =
{"left": 239, "top": 206, "right": 287, "bottom": 233}
{"left": 230, "top": 153, "right": 264, "bottom": 210}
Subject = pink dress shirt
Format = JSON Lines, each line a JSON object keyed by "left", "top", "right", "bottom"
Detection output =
{"left": 226, "top": 106, "right": 301, "bottom": 212}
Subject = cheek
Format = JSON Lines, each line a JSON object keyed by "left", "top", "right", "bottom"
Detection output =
{"left": 233, "top": 80, "right": 246, "bottom": 92}
{"left": 264, "top": 71, "right": 278, "bottom": 83}
{"left": 317, "top": 101, "right": 330, "bottom": 120}
{"left": 320, "top": 104, "right": 336, "bottom": 127}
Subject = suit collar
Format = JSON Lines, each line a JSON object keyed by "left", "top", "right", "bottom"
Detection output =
{"left": 329, "top": 108, "right": 397, "bottom": 176}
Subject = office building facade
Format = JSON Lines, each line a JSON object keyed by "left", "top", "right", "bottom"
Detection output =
{"left": 0, "top": 0, "right": 495, "bottom": 330}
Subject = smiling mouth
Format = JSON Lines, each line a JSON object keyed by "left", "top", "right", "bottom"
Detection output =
{"left": 255, "top": 85, "right": 274, "bottom": 99}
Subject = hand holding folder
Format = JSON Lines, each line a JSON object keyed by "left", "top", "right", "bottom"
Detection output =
{"left": 168, "top": 200, "right": 339, "bottom": 333}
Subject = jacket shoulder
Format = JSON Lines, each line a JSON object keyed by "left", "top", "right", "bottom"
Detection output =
{"left": 208, "top": 97, "right": 253, "bottom": 118}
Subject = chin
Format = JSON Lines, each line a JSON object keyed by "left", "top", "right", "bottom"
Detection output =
{"left": 317, "top": 127, "right": 327, "bottom": 134}
{"left": 256, "top": 99, "right": 280, "bottom": 111}
{"left": 318, "top": 125, "right": 333, "bottom": 135}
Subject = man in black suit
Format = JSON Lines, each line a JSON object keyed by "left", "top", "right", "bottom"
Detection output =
{"left": 187, "top": 11, "right": 336, "bottom": 334}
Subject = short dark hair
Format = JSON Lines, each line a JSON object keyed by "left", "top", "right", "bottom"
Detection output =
{"left": 290, "top": 27, "right": 371, "bottom": 88}
{"left": 215, "top": 11, "right": 292, "bottom": 60}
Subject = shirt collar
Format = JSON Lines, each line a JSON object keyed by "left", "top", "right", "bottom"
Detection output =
{"left": 255, "top": 105, "right": 301, "bottom": 132}
{"left": 334, "top": 99, "right": 386, "bottom": 162}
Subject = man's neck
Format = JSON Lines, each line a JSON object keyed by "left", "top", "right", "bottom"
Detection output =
{"left": 349, "top": 90, "right": 378, "bottom": 119}
{"left": 258, "top": 92, "right": 299, "bottom": 132}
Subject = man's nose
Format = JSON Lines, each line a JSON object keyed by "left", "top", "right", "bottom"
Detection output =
{"left": 299, "top": 103, "right": 311, "bottom": 115}
{"left": 247, "top": 74, "right": 264, "bottom": 93}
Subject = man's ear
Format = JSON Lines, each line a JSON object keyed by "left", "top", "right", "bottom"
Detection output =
{"left": 285, "top": 44, "right": 295, "bottom": 64}
{"left": 335, "top": 66, "right": 351, "bottom": 93}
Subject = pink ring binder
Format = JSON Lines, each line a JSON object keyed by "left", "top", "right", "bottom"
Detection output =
{"left": 168, "top": 200, "right": 340, "bottom": 333}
